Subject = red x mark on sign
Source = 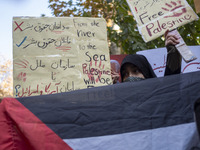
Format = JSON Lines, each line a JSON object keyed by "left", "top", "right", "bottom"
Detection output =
{"left": 14, "top": 21, "right": 24, "bottom": 31}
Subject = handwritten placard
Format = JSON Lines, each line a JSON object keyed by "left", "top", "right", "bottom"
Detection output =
{"left": 126, "top": 0, "right": 199, "bottom": 42}
{"left": 13, "top": 17, "right": 112, "bottom": 97}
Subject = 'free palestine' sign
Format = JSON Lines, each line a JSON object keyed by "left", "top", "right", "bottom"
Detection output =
{"left": 126, "top": 0, "right": 199, "bottom": 42}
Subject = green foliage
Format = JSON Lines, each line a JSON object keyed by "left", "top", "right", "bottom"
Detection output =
{"left": 48, "top": 0, "right": 200, "bottom": 54}
{"left": 178, "top": 0, "right": 200, "bottom": 45}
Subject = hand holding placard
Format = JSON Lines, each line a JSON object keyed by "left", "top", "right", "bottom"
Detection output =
{"left": 167, "top": 29, "right": 197, "bottom": 63}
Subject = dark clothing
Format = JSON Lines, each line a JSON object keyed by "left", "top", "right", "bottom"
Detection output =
{"left": 164, "top": 45, "right": 182, "bottom": 76}
{"left": 120, "top": 54, "right": 157, "bottom": 82}
{"left": 120, "top": 45, "right": 182, "bottom": 82}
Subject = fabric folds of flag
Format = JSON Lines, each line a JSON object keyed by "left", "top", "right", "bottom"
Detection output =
{"left": 1, "top": 71, "right": 200, "bottom": 150}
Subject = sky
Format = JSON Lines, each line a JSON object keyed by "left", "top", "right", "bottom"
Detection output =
{"left": 0, "top": 0, "right": 52, "bottom": 61}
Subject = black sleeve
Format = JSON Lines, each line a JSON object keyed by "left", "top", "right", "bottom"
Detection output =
{"left": 164, "top": 45, "right": 182, "bottom": 76}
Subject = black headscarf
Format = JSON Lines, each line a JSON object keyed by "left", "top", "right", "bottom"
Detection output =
{"left": 120, "top": 54, "right": 156, "bottom": 82}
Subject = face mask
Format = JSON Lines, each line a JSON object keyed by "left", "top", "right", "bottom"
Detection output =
{"left": 124, "top": 76, "right": 145, "bottom": 82}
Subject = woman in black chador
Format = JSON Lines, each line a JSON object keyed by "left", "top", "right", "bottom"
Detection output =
{"left": 120, "top": 30, "right": 182, "bottom": 82}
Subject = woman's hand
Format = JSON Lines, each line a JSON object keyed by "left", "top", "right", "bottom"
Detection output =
{"left": 165, "top": 29, "right": 180, "bottom": 46}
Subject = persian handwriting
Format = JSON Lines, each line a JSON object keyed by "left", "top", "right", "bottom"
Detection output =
{"left": 15, "top": 81, "right": 80, "bottom": 97}
{"left": 132, "top": 0, "right": 163, "bottom": 10}
{"left": 54, "top": 36, "right": 71, "bottom": 47}
{"left": 23, "top": 24, "right": 34, "bottom": 31}
{"left": 23, "top": 36, "right": 71, "bottom": 49}
{"left": 30, "top": 60, "right": 45, "bottom": 71}
{"left": 23, "top": 38, "right": 55, "bottom": 49}
{"left": 51, "top": 59, "right": 75, "bottom": 70}
{"left": 22, "top": 21, "right": 70, "bottom": 32}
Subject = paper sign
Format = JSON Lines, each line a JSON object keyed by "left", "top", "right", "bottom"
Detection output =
{"left": 13, "top": 17, "right": 112, "bottom": 97}
{"left": 126, "top": 0, "right": 199, "bottom": 42}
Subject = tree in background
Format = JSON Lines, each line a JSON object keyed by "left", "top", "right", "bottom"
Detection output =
{"left": 0, "top": 56, "right": 13, "bottom": 99}
{"left": 179, "top": 0, "right": 200, "bottom": 46}
{"left": 48, "top": 0, "right": 200, "bottom": 54}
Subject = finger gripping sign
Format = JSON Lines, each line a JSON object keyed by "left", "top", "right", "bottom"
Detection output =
{"left": 13, "top": 17, "right": 112, "bottom": 98}
{"left": 126, "top": 0, "right": 199, "bottom": 42}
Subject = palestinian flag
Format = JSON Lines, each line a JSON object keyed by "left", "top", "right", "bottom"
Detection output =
{"left": 1, "top": 71, "right": 200, "bottom": 150}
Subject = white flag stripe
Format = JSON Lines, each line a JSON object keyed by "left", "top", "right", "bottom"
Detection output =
{"left": 64, "top": 122, "right": 199, "bottom": 150}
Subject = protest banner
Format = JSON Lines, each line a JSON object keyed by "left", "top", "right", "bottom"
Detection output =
{"left": 13, "top": 17, "right": 112, "bottom": 97}
{"left": 126, "top": 0, "right": 199, "bottom": 42}
{"left": 137, "top": 45, "right": 200, "bottom": 77}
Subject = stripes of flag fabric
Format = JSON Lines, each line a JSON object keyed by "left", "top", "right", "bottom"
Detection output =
{"left": 1, "top": 71, "right": 200, "bottom": 150}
